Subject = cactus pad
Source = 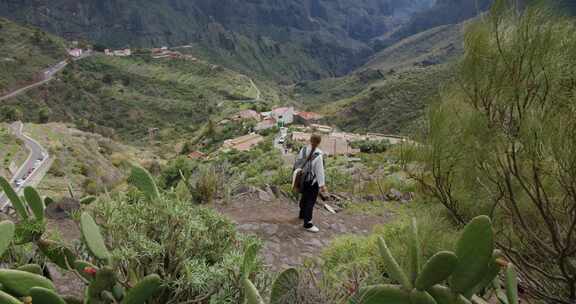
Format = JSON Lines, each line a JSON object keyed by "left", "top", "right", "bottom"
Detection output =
{"left": 0, "top": 220, "right": 15, "bottom": 256}
{"left": 37, "top": 240, "right": 77, "bottom": 270}
{"left": 450, "top": 216, "right": 494, "bottom": 294}
{"left": 80, "top": 213, "right": 110, "bottom": 261}
{"left": 23, "top": 187, "right": 45, "bottom": 221}
{"left": 0, "top": 269, "right": 56, "bottom": 296}
{"left": 243, "top": 278, "right": 265, "bottom": 304}
{"left": 122, "top": 274, "right": 162, "bottom": 304}
{"left": 270, "top": 268, "right": 299, "bottom": 304}
{"left": 348, "top": 284, "right": 411, "bottom": 304}
{"left": 128, "top": 165, "right": 160, "bottom": 201}
{"left": 0, "top": 290, "right": 22, "bottom": 304}
{"left": 410, "top": 289, "right": 438, "bottom": 304}
{"left": 505, "top": 264, "right": 518, "bottom": 304}
{"left": 0, "top": 176, "right": 28, "bottom": 220}
{"left": 29, "top": 287, "right": 66, "bottom": 304}
{"left": 377, "top": 237, "right": 412, "bottom": 289}
{"left": 16, "top": 264, "right": 43, "bottom": 275}
{"left": 415, "top": 251, "right": 458, "bottom": 291}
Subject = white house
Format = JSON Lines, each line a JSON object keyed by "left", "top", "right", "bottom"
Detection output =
{"left": 270, "top": 106, "right": 294, "bottom": 127}
{"left": 67, "top": 48, "right": 83, "bottom": 58}
{"left": 105, "top": 48, "right": 132, "bottom": 57}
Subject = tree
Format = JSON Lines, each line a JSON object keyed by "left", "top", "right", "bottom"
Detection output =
{"left": 38, "top": 107, "right": 51, "bottom": 123}
{"left": 408, "top": 2, "right": 576, "bottom": 302}
{"left": 0, "top": 106, "right": 23, "bottom": 122}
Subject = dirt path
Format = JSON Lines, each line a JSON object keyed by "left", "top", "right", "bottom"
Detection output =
{"left": 216, "top": 193, "right": 390, "bottom": 271}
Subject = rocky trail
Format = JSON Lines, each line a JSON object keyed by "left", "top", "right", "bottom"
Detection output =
{"left": 216, "top": 191, "right": 391, "bottom": 271}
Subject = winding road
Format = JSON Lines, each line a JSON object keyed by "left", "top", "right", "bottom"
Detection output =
{"left": 0, "top": 122, "right": 50, "bottom": 211}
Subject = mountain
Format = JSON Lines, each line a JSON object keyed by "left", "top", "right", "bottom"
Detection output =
{"left": 0, "top": 0, "right": 435, "bottom": 81}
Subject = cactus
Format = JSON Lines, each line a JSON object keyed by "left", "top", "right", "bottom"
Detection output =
{"left": 128, "top": 165, "right": 160, "bottom": 201}
{"left": 243, "top": 277, "right": 266, "bottom": 304}
{"left": 348, "top": 216, "right": 518, "bottom": 304}
{"left": 122, "top": 274, "right": 162, "bottom": 304}
{"left": 449, "top": 216, "right": 494, "bottom": 295}
{"left": 348, "top": 284, "right": 411, "bottom": 304}
{"left": 0, "top": 269, "right": 56, "bottom": 296}
{"left": 0, "top": 290, "right": 22, "bottom": 304}
{"left": 44, "top": 197, "right": 55, "bottom": 207}
{"left": 23, "top": 187, "right": 45, "bottom": 221}
{"left": 410, "top": 289, "right": 437, "bottom": 304}
{"left": 415, "top": 251, "right": 458, "bottom": 291}
{"left": 0, "top": 176, "right": 29, "bottom": 219}
{"left": 0, "top": 220, "right": 15, "bottom": 256}
{"left": 74, "top": 260, "right": 99, "bottom": 281}
{"left": 505, "top": 264, "right": 518, "bottom": 304}
{"left": 85, "top": 267, "right": 117, "bottom": 302}
{"left": 409, "top": 218, "right": 422, "bottom": 284}
{"left": 16, "top": 264, "right": 43, "bottom": 275}
{"left": 29, "top": 287, "right": 66, "bottom": 304}
{"left": 80, "top": 212, "right": 111, "bottom": 261}
{"left": 270, "top": 268, "right": 299, "bottom": 304}
{"left": 37, "top": 239, "right": 77, "bottom": 270}
{"left": 377, "top": 236, "right": 412, "bottom": 289}
{"left": 241, "top": 243, "right": 259, "bottom": 280}
{"left": 79, "top": 196, "right": 97, "bottom": 205}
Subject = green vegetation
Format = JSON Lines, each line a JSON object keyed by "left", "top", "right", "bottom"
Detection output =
{"left": 5, "top": 55, "right": 280, "bottom": 146}
{"left": 0, "top": 18, "right": 65, "bottom": 94}
{"left": 405, "top": 2, "right": 576, "bottom": 302}
{"left": 0, "top": 124, "right": 24, "bottom": 178}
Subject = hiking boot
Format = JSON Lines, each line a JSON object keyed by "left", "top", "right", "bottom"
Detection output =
{"left": 305, "top": 225, "right": 320, "bottom": 233}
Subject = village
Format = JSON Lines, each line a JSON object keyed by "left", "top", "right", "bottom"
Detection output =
{"left": 217, "top": 106, "right": 409, "bottom": 157}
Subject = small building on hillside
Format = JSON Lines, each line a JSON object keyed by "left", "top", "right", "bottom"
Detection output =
{"left": 295, "top": 111, "right": 323, "bottom": 125}
{"left": 270, "top": 107, "right": 294, "bottom": 127}
{"left": 232, "top": 110, "right": 261, "bottom": 122}
{"left": 255, "top": 117, "right": 277, "bottom": 131}
{"left": 105, "top": 48, "right": 132, "bottom": 57}
{"left": 290, "top": 132, "right": 360, "bottom": 156}
{"left": 310, "top": 124, "right": 333, "bottom": 133}
{"left": 67, "top": 48, "right": 83, "bottom": 58}
{"left": 222, "top": 133, "right": 264, "bottom": 151}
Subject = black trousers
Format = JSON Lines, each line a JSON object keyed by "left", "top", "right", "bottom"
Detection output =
{"left": 299, "top": 182, "right": 319, "bottom": 227}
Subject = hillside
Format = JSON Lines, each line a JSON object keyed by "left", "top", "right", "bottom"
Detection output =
{"left": 2, "top": 54, "right": 282, "bottom": 145}
{"left": 24, "top": 122, "right": 153, "bottom": 198}
{"left": 361, "top": 22, "right": 464, "bottom": 72}
{"left": 0, "top": 0, "right": 435, "bottom": 81}
{"left": 0, "top": 17, "right": 66, "bottom": 95}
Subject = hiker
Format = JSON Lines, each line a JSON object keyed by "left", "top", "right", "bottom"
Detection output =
{"left": 293, "top": 134, "right": 326, "bottom": 233}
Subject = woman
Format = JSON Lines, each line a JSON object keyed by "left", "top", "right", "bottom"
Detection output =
{"left": 294, "top": 134, "right": 327, "bottom": 232}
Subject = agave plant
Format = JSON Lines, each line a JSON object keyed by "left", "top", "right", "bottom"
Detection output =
{"left": 349, "top": 216, "right": 519, "bottom": 304}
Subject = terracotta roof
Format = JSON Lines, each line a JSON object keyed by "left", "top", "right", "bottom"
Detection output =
{"left": 272, "top": 107, "right": 292, "bottom": 115}
{"left": 235, "top": 110, "right": 260, "bottom": 120}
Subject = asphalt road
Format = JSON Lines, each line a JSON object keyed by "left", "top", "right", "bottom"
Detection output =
{"left": 0, "top": 122, "right": 49, "bottom": 210}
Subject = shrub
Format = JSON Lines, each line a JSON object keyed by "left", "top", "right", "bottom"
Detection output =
{"left": 94, "top": 185, "right": 261, "bottom": 303}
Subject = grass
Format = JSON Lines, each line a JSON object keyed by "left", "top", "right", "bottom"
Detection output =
{"left": 24, "top": 122, "right": 151, "bottom": 198}
{"left": 0, "top": 123, "right": 25, "bottom": 178}
{"left": 0, "top": 18, "right": 66, "bottom": 94}
{"left": 5, "top": 54, "right": 282, "bottom": 149}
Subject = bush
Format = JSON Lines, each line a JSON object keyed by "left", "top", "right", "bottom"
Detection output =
{"left": 320, "top": 203, "right": 458, "bottom": 290}
{"left": 94, "top": 191, "right": 261, "bottom": 303}
{"left": 350, "top": 139, "right": 391, "bottom": 153}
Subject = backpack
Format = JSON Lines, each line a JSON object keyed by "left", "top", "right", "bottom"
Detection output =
{"left": 292, "top": 146, "right": 318, "bottom": 193}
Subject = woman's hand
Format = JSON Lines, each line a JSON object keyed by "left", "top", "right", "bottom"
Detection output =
{"left": 320, "top": 186, "right": 328, "bottom": 193}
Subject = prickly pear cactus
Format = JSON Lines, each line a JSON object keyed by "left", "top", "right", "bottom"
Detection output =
{"left": 349, "top": 216, "right": 519, "bottom": 304}
{"left": 80, "top": 212, "right": 111, "bottom": 261}
{"left": 0, "top": 220, "right": 15, "bottom": 256}
{"left": 128, "top": 165, "right": 160, "bottom": 201}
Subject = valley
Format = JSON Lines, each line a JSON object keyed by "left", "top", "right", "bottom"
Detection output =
{"left": 0, "top": 1, "right": 575, "bottom": 304}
